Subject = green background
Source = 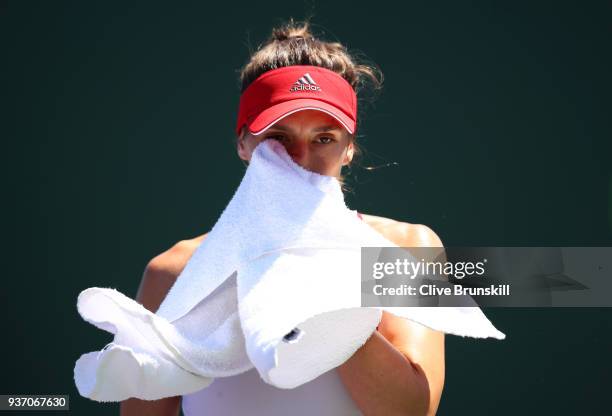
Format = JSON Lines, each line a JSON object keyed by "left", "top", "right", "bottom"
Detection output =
{"left": 3, "top": 0, "right": 611, "bottom": 414}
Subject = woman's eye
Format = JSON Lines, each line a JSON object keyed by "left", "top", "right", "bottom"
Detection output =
{"left": 265, "top": 135, "right": 334, "bottom": 144}
{"left": 317, "top": 137, "right": 335, "bottom": 144}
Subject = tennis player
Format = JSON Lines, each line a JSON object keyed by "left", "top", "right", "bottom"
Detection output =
{"left": 120, "top": 18, "right": 445, "bottom": 416}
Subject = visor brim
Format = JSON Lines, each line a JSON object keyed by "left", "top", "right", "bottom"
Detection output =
{"left": 247, "top": 99, "right": 355, "bottom": 136}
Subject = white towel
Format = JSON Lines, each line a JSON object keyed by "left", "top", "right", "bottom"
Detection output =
{"left": 74, "top": 138, "right": 505, "bottom": 403}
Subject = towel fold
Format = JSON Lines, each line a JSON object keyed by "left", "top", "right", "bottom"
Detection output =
{"left": 74, "top": 138, "right": 505, "bottom": 402}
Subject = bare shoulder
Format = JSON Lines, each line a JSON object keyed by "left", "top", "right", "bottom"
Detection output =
{"left": 136, "top": 232, "right": 209, "bottom": 312}
{"left": 147, "top": 232, "right": 210, "bottom": 277}
{"left": 359, "top": 213, "right": 443, "bottom": 247}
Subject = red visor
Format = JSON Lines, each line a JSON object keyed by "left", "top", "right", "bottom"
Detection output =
{"left": 235, "top": 65, "right": 357, "bottom": 136}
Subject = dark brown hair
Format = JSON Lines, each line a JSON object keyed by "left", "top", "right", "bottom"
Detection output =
{"left": 237, "top": 18, "right": 384, "bottom": 194}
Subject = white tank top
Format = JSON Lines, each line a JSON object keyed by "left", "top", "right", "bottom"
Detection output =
{"left": 181, "top": 367, "right": 362, "bottom": 416}
{"left": 181, "top": 210, "right": 365, "bottom": 415}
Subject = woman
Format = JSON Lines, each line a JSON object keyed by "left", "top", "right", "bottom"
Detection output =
{"left": 121, "top": 19, "right": 445, "bottom": 416}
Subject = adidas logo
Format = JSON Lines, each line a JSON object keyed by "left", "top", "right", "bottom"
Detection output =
{"left": 289, "top": 73, "right": 321, "bottom": 92}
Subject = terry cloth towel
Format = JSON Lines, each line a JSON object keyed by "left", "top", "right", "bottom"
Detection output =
{"left": 74, "top": 138, "right": 506, "bottom": 403}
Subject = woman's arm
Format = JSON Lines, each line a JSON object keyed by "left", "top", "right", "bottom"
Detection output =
{"left": 119, "top": 243, "right": 196, "bottom": 416}
{"left": 337, "top": 223, "right": 446, "bottom": 416}
{"left": 337, "top": 326, "right": 440, "bottom": 416}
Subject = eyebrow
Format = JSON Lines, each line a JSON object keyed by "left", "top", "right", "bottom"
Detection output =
{"left": 269, "top": 124, "right": 342, "bottom": 133}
